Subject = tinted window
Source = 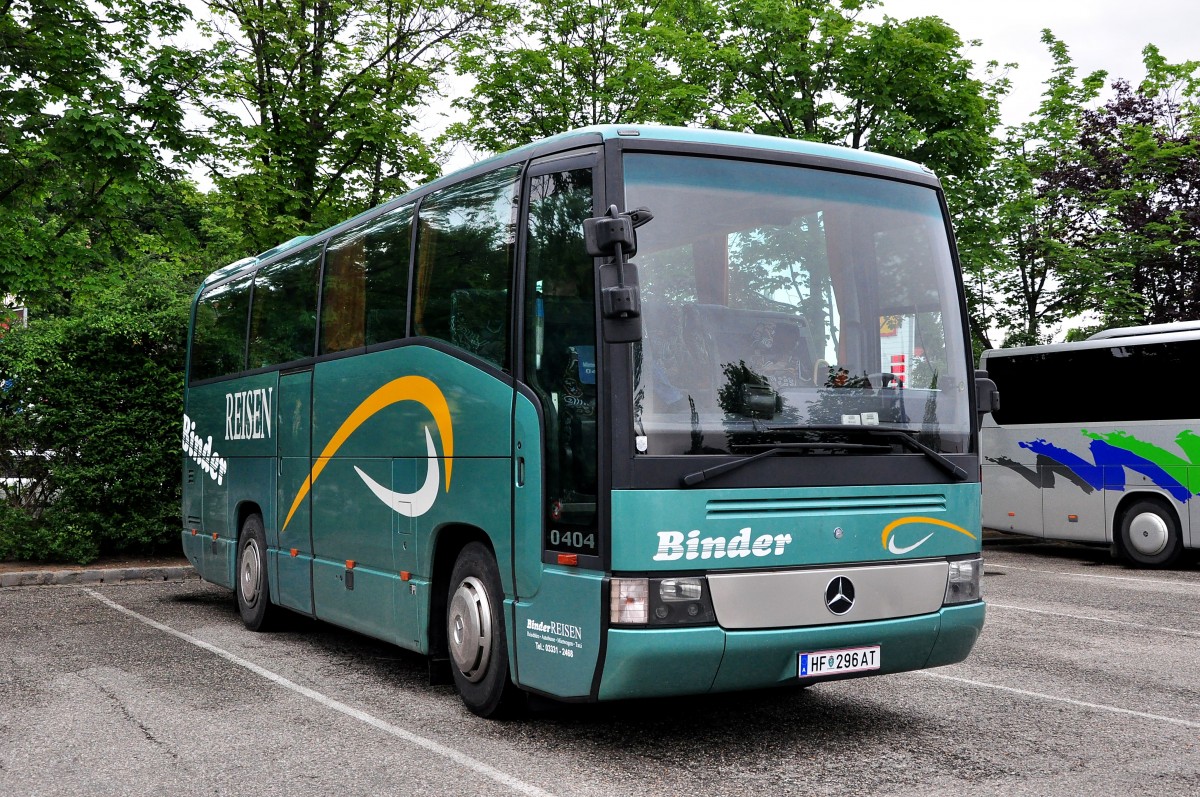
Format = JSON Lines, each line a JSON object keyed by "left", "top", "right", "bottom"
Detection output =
{"left": 248, "top": 249, "right": 321, "bottom": 368}
{"left": 412, "top": 166, "right": 520, "bottom": 368}
{"left": 321, "top": 204, "right": 413, "bottom": 354}
{"left": 191, "top": 275, "right": 252, "bottom": 382}
{"left": 987, "top": 339, "right": 1200, "bottom": 425}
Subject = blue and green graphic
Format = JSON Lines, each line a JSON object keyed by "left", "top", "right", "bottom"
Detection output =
{"left": 1020, "top": 429, "right": 1200, "bottom": 503}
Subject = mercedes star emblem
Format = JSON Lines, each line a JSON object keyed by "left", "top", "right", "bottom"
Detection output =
{"left": 825, "top": 576, "right": 855, "bottom": 615}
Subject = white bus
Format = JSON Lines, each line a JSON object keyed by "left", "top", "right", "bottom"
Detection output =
{"left": 980, "top": 321, "right": 1200, "bottom": 567}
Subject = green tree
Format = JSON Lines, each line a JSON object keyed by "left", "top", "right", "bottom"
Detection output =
{"left": 0, "top": 0, "right": 208, "bottom": 316}
{"left": 446, "top": 0, "right": 707, "bottom": 153}
{"left": 671, "top": 0, "right": 1003, "bottom": 183}
{"left": 1063, "top": 48, "right": 1200, "bottom": 327}
{"left": 196, "top": 0, "right": 503, "bottom": 253}
{"left": 979, "top": 31, "right": 1107, "bottom": 347}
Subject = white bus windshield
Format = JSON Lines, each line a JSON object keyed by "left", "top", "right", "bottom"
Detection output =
{"left": 625, "top": 153, "right": 970, "bottom": 456}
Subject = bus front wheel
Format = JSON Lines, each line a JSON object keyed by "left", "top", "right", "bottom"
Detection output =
{"left": 446, "top": 542, "right": 518, "bottom": 717}
{"left": 236, "top": 513, "right": 279, "bottom": 631}
{"left": 1118, "top": 499, "right": 1182, "bottom": 568}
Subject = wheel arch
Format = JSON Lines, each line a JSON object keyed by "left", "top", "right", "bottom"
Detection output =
{"left": 428, "top": 523, "right": 496, "bottom": 658}
{"left": 235, "top": 500, "right": 265, "bottom": 538}
{"left": 1111, "top": 490, "right": 1185, "bottom": 567}
{"left": 1111, "top": 490, "right": 1179, "bottom": 548}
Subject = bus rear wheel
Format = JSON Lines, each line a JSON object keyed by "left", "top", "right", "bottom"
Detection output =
{"left": 236, "top": 513, "right": 279, "bottom": 631}
{"left": 1118, "top": 498, "right": 1182, "bottom": 568}
{"left": 446, "top": 542, "right": 518, "bottom": 717}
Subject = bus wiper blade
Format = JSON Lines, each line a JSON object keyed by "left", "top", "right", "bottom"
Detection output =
{"left": 680, "top": 442, "right": 889, "bottom": 487}
{"left": 884, "top": 429, "right": 970, "bottom": 481}
{"left": 747, "top": 424, "right": 970, "bottom": 482}
{"left": 823, "top": 426, "right": 968, "bottom": 481}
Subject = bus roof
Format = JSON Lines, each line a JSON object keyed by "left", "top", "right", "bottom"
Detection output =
{"left": 198, "top": 125, "right": 935, "bottom": 290}
{"left": 980, "top": 320, "right": 1200, "bottom": 366}
{"left": 1085, "top": 319, "right": 1200, "bottom": 340}
{"left": 513, "top": 125, "right": 933, "bottom": 176}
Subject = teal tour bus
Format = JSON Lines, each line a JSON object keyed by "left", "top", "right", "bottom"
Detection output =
{"left": 182, "top": 125, "right": 990, "bottom": 716}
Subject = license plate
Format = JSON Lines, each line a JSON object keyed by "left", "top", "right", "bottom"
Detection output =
{"left": 798, "top": 645, "right": 880, "bottom": 677}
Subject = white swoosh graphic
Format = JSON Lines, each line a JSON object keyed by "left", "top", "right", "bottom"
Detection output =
{"left": 353, "top": 426, "right": 440, "bottom": 517}
{"left": 888, "top": 532, "right": 935, "bottom": 555}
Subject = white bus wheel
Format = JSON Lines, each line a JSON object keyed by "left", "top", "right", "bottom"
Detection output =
{"left": 1118, "top": 499, "right": 1182, "bottom": 568}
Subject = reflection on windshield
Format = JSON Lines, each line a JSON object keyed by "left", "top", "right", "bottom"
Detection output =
{"left": 625, "top": 153, "right": 970, "bottom": 456}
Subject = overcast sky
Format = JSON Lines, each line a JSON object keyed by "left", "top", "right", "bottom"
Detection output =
{"left": 873, "top": 0, "right": 1199, "bottom": 127}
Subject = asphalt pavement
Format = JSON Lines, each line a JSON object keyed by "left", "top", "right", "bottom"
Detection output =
{"left": 3, "top": 533, "right": 1198, "bottom": 797}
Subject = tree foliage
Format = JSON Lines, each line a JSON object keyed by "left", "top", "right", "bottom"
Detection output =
{"left": 975, "top": 31, "right": 1108, "bottom": 347}
{"left": 0, "top": 271, "right": 193, "bottom": 563}
{"left": 446, "top": 0, "right": 708, "bottom": 153}
{"left": 196, "top": 0, "right": 504, "bottom": 253}
{"left": 978, "top": 36, "right": 1200, "bottom": 347}
{"left": 668, "top": 0, "right": 1004, "bottom": 183}
{"left": 0, "top": 0, "right": 207, "bottom": 315}
{"left": 1066, "top": 53, "right": 1200, "bottom": 326}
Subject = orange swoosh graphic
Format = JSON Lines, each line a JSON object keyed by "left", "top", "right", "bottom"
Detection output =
{"left": 881, "top": 516, "right": 977, "bottom": 548}
{"left": 282, "top": 375, "right": 453, "bottom": 531}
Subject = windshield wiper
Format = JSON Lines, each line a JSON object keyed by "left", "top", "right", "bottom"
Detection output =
{"left": 681, "top": 441, "right": 890, "bottom": 487}
{"left": 679, "top": 426, "right": 970, "bottom": 487}
{"left": 791, "top": 424, "right": 970, "bottom": 481}
{"left": 882, "top": 429, "right": 970, "bottom": 481}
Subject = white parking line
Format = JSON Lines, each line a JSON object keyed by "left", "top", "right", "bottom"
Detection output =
{"left": 84, "top": 588, "right": 557, "bottom": 797}
{"left": 989, "top": 563, "right": 1200, "bottom": 588}
{"left": 988, "top": 601, "right": 1200, "bottom": 638}
{"left": 914, "top": 670, "right": 1200, "bottom": 729}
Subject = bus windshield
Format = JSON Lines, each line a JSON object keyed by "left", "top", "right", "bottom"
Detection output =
{"left": 625, "top": 153, "right": 971, "bottom": 456}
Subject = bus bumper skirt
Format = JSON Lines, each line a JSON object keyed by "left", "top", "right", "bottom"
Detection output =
{"left": 596, "top": 601, "right": 985, "bottom": 701}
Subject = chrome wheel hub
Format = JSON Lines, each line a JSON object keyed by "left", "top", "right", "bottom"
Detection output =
{"left": 240, "top": 538, "right": 262, "bottom": 605}
{"left": 448, "top": 576, "right": 492, "bottom": 683}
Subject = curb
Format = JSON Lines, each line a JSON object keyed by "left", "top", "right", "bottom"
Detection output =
{"left": 0, "top": 564, "right": 198, "bottom": 588}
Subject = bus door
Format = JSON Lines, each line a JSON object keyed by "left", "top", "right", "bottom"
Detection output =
{"left": 511, "top": 154, "right": 605, "bottom": 697}
{"left": 275, "top": 368, "right": 314, "bottom": 614}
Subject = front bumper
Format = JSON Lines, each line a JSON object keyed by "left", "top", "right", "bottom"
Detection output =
{"left": 597, "top": 601, "right": 985, "bottom": 700}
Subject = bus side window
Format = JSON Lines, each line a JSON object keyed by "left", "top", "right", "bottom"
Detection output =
{"left": 321, "top": 203, "right": 414, "bottom": 354}
{"left": 248, "top": 249, "right": 321, "bottom": 368}
{"left": 321, "top": 225, "right": 369, "bottom": 354}
{"left": 364, "top": 205, "right": 412, "bottom": 346}
{"left": 191, "top": 275, "right": 253, "bottom": 383}
{"left": 412, "top": 166, "right": 521, "bottom": 369}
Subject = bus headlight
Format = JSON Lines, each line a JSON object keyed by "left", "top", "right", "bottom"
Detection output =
{"left": 944, "top": 556, "right": 983, "bottom": 604}
{"left": 610, "top": 576, "right": 716, "bottom": 626}
{"left": 610, "top": 578, "right": 649, "bottom": 624}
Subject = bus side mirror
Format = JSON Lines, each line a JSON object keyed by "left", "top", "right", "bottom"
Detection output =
{"left": 584, "top": 208, "right": 638, "bottom": 259}
{"left": 584, "top": 205, "right": 653, "bottom": 343}
{"left": 975, "top": 369, "right": 999, "bottom": 429}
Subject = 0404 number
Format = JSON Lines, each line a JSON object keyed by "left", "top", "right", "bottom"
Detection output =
{"left": 548, "top": 529, "right": 596, "bottom": 552}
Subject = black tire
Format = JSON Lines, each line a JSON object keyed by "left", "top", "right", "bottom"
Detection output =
{"left": 236, "top": 513, "right": 279, "bottom": 630}
{"left": 1117, "top": 498, "right": 1183, "bottom": 568}
{"left": 446, "top": 542, "right": 519, "bottom": 717}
